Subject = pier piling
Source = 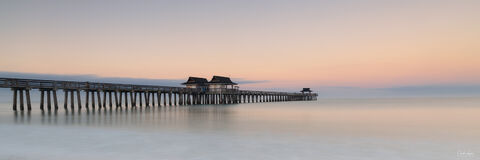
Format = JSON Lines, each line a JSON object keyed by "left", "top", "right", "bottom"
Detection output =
{"left": 85, "top": 90, "right": 90, "bottom": 110}
{"left": 52, "top": 90, "right": 58, "bottom": 110}
{"left": 63, "top": 90, "right": 68, "bottom": 110}
{"left": 26, "top": 89, "right": 31, "bottom": 111}
{"left": 12, "top": 89, "right": 17, "bottom": 111}
{"left": 70, "top": 90, "right": 74, "bottom": 110}
{"left": 47, "top": 90, "right": 51, "bottom": 110}
{"left": 108, "top": 91, "right": 112, "bottom": 108}
{"left": 19, "top": 89, "right": 24, "bottom": 111}
{"left": 114, "top": 91, "right": 119, "bottom": 108}
{"left": 97, "top": 91, "right": 102, "bottom": 109}
{"left": 77, "top": 90, "right": 82, "bottom": 110}
{"left": 40, "top": 90, "right": 44, "bottom": 111}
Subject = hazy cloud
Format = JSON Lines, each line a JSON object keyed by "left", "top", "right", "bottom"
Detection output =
{"left": 232, "top": 78, "right": 270, "bottom": 84}
{"left": 312, "top": 85, "right": 480, "bottom": 98}
{"left": 0, "top": 72, "right": 269, "bottom": 86}
{"left": 0, "top": 71, "right": 185, "bottom": 86}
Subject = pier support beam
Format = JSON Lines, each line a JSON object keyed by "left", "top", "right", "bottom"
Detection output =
{"left": 91, "top": 92, "right": 95, "bottom": 109}
{"left": 77, "top": 90, "right": 82, "bottom": 110}
{"left": 125, "top": 92, "right": 129, "bottom": 108}
{"left": 102, "top": 91, "right": 107, "bottom": 108}
{"left": 175, "top": 93, "right": 178, "bottom": 106}
{"left": 134, "top": 92, "right": 138, "bottom": 107}
{"left": 138, "top": 92, "right": 142, "bottom": 107}
{"left": 144, "top": 92, "right": 149, "bottom": 107}
{"left": 168, "top": 91, "right": 172, "bottom": 106}
{"left": 26, "top": 89, "right": 31, "bottom": 111}
{"left": 192, "top": 94, "right": 196, "bottom": 105}
{"left": 163, "top": 92, "right": 167, "bottom": 106}
{"left": 212, "top": 94, "right": 216, "bottom": 104}
{"left": 151, "top": 92, "right": 155, "bottom": 107}
{"left": 40, "top": 90, "right": 45, "bottom": 111}
{"left": 178, "top": 93, "right": 183, "bottom": 105}
{"left": 47, "top": 90, "right": 51, "bottom": 110}
{"left": 114, "top": 91, "right": 119, "bottom": 108}
{"left": 12, "top": 89, "right": 17, "bottom": 111}
{"left": 130, "top": 91, "right": 135, "bottom": 107}
{"left": 85, "top": 90, "right": 90, "bottom": 110}
{"left": 108, "top": 91, "right": 112, "bottom": 108}
{"left": 157, "top": 92, "right": 161, "bottom": 107}
{"left": 70, "top": 90, "right": 75, "bottom": 110}
{"left": 63, "top": 90, "right": 68, "bottom": 110}
{"left": 118, "top": 92, "right": 122, "bottom": 107}
{"left": 97, "top": 90, "right": 102, "bottom": 109}
{"left": 19, "top": 89, "right": 24, "bottom": 111}
{"left": 207, "top": 94, "right": 211, "bottom": 104}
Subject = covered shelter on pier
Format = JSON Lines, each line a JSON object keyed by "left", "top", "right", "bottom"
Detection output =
{"left": 301, "top": 88, "right": 312, "bottom": 94}
{"left": 208, "top": 76, "right": 238, "bottom": 91}
{"left": 182, "top": 77, "right": 209, "bottom": 91}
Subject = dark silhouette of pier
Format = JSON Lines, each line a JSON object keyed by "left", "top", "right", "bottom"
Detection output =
{"left": 0, "top": 77, "right": 317, "bottom": 111}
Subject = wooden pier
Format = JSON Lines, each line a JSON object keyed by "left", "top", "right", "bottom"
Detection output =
{"left": 0, "top": 77, "right": 318, "bottom": 111}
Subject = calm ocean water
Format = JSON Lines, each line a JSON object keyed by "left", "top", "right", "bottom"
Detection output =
{"left": 0, "top": 92, "right": 479, "bottom": 160}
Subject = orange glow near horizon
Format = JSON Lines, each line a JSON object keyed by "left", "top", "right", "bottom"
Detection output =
{"left": 1, "top": 0, "right": 479, "bottom": 88}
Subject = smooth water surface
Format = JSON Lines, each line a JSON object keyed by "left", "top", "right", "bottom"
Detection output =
{"left": 1, "top": 97, "right": 479, "bottom": 160}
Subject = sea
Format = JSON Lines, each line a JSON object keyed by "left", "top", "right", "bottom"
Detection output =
{"left": 0, "top": 89, "right": 479, "bottom": 160}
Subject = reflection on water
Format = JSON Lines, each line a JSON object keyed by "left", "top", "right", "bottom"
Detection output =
{"left": 1, "top": 97, "right": 480, "bottom": 160}
{"left": 12, "top": 106, "right": 235, "bottom": 126}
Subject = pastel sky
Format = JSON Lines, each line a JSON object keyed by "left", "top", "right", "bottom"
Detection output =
{"left": 1, "top": 0, "right": 479, "bottom": 89}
